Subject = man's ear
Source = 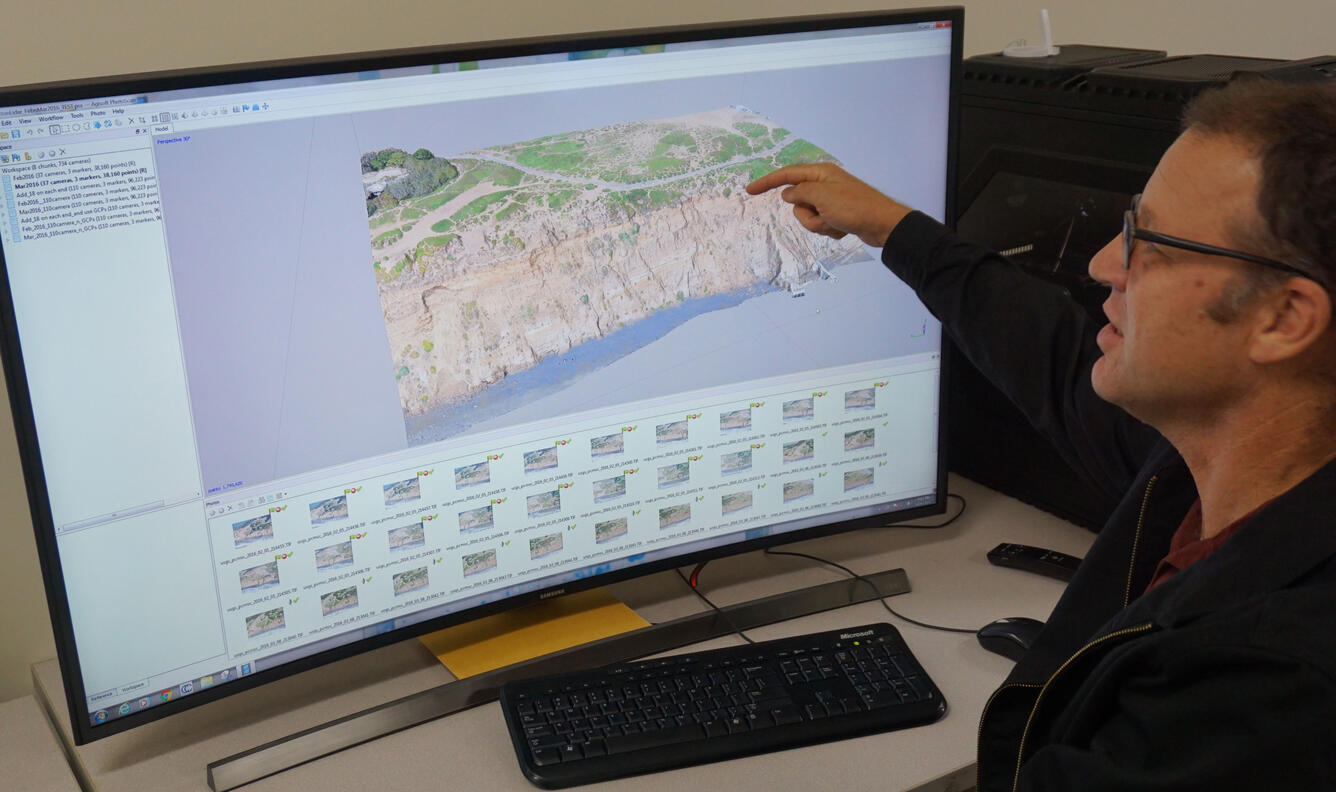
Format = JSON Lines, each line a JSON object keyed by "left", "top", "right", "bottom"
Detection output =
{"left": 1250, "top": 277, "right": 1332, "bottom": 365}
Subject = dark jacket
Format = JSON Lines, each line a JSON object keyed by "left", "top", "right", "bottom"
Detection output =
{"left": 883, "top": 212, "right": 1336, "bottom": 791}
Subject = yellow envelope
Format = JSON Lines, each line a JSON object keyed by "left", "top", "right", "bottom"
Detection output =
{"left": 419, "top": 588, "right": 650, "bottom": 678}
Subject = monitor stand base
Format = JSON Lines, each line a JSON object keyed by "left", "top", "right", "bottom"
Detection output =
{"left": 206, "top": 567, "right": 910, "bottom": 791}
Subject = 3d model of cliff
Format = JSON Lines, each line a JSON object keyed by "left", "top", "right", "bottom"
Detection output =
{"left": 363, "top": 107, "right": 868, "bottom": 419}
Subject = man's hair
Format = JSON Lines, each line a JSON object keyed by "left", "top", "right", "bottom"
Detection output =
{"left": 1182, "top": 79, "right": 1336, "bottom": 295}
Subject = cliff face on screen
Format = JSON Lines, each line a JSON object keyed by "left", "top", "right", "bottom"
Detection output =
{"left": 363, "top": 107, "right": 867, "bottom": 422}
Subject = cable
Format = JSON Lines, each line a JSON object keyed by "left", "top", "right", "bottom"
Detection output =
{"left": 674, "top": 567, "right": 755, "bottom": 644}
{"left": 882, "top": 492, "right": 967, "bottom": 529}
{"left": 763, "top": 547, "right": 979, "bottom": 635}
{"left": 674, "top": 493, "right": 972, "bottom": 637}
{"left": 688, "top": 561, "right": 707, "bottom": 588}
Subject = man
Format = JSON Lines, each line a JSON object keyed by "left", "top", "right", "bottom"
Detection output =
{"left": 748, "top": 79, "right": 1336, "bottom": 790}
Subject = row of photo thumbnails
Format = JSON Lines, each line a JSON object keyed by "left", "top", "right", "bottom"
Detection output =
{"left": 232, "top": 426, "right": 882, "bottom": 546}
{"left": 232, "top": 461, "right": 880, "bottom": 549}
{"left": 234, "top": 392, "right": 879, "bottom": 522}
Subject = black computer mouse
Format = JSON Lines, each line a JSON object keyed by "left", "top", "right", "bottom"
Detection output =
{"left": 976, "top": 616, "right": 1045, "bottom": 662}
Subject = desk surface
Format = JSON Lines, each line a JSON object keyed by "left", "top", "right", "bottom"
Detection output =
{"left": 0, "top": 695, "right": 81, "bottom": 792}
{"left": 34, "top": 475, "right": 1096, "bottom": 792}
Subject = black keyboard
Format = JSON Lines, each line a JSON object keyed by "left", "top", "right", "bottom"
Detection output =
{"left": 498, "top": 623, "right": 946, "bottom": 788}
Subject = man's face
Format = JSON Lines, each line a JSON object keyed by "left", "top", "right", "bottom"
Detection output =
{"left": 1087, "top": 132, "right": 1267, "bottom": 424}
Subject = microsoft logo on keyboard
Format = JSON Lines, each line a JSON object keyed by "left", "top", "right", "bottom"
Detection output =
{"left": 838, "top": 629, "right": 876, "bottom": 639}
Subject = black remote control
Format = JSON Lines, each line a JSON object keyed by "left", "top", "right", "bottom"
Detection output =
{"left": 987, "top": 542, "right": 1082, "bottom": 582}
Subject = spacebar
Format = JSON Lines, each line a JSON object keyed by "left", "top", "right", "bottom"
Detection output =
{"left": 604, "top": 724, "right": 707, "bottom": 755}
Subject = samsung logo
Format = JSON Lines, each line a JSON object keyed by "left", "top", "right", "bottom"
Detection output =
{"left": 839, "top": 629, "right": 875, "bottom": 640}
{"left": 539, "top": 588, "right": 566, "bottom": 600}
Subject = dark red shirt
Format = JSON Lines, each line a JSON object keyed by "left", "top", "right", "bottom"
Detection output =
{"left": 1144, "top": 498, "right": 1265, "bottom": 593}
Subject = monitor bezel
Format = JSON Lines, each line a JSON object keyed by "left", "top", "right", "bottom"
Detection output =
{"left": 0, "top": 6, "right": 962, "bottom": 745}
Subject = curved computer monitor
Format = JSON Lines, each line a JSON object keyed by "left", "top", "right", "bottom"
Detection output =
{"left": 0, "top": 7, "right": 960, "bottom": 744}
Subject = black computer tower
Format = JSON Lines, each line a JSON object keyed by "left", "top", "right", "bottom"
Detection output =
{"left": 949, "top": 48, "right": 1336, "bottom": 530}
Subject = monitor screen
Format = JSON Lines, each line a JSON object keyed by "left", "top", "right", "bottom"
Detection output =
{"left": 0, "top": 9, "right": 959, "bottom": 743}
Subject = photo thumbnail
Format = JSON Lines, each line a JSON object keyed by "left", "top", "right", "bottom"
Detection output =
{"left": 309, "top": 495, "right": 349, "bottom": 525}
{"left": 315, "top": 541, "right": 355, "bottom": 571}
{"left": 244, "top": 607, "right": 285, "bottom": 639}
{"left": 454, "top": 460, "right": 491, "bottom": 488}
{"left": 387, "top": 522, "right": 426, "bottom": 552}
{"left": 231, "top": 513, "right": 273, "bottom": 546}
{"left": 783, "top": 478, "right": 815, "bottom": 502}
{"left": 657, "top": 461, "right": 690, "bottom": 489}
{"left": 462, "top": 549, "right": 497, "bottom": 577}
{"left": 783, "top": 398, "right": 814, "bottom": 421}
{"left": 238, "top": 560, "right": 280, "bottom": 593}
{"left": 529, "top": 532, "right": 564, "bottom": 560}
{"left": 526, "top": 489, "right": 561, "bottom": 518}
{"left": 523, "top": 445, "right": 559, "bottom": 474}
{"left": 844, "top": 428, "right": 875, "bottom": 452}
{"left": 592, "top": 475, "right": 626, "bottom": 503}
{"left": 590, "top": 432, "right": 624, "bottom": 457}
{"left": 719, "top": 408, "right": 751, "bottom": 433}
{"left": 843, "top": 467, "right": 874, "bottom": 491}
{"left": 393, "top": 566, "right": 429, "bottom": 595}
{"left": 658, "top": 503, "right": 691, "bottom": 530}
{"left": 844, "top": 387, "right": 876, "bottom": 411}
{"left": 783, "top": 438, "right": 815, "bottom": 464}
{"left": 721, "top": 490, "right": 753, "bottom": 515}
{"left": 720, "top": 449, "right": 752, "bottom": 475}
{"left": 656, "top": 420, "right": 688, "bottom": 444}
{"left": 320, "top": 585, "right": 359, "bottom": 616}
{"left": 458, "top": 504, "right": 494, "bottom": 534}
{"left": 594, "top": 517, "right": 628, "bottom": 544}
{"left": 383, "top": 476, "right": 421, "bottom": 506}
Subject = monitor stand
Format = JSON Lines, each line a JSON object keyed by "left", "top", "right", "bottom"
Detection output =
{"left": 206, "top": 567, "right": 909, "bottom": 791}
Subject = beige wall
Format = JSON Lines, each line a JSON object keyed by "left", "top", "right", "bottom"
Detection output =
{"left": 1, "top": 0, "right": 1330, "bottom": 90}
{"left": 0, "top": 0, "right": 1330, "bottom": 703}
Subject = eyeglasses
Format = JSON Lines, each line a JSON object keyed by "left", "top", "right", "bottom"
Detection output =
{"left": 1122, "top": 193, "right": 1314, "bottom": 281}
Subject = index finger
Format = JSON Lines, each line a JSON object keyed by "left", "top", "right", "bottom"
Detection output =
{"left": 746, "top": 164, "right": 831, "bottom": 195}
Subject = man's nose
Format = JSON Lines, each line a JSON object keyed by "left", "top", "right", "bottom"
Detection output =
{"left": 1088, "top": 234, "right": 1125, "bottom": 291}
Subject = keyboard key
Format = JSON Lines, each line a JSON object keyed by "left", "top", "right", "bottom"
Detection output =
{"left": 906, "top": 676, "right": 931, "bottom": 700}
{"left": 605, "top": 723, "right": 705, "bottom": 755}
{"left": 770, "top": 706, "right": 804, "bottom": 726}
{"left": 531, "top": 747, "right": 561, "bottom": 766}
{"left": 528, "top": 732, "right": 567, "bottom": 749}
{"left": 863, "top": 691, "right": 903, "bottom": 710}
{"left": 582, "top": 739, "right": 607, "bottom": 757}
